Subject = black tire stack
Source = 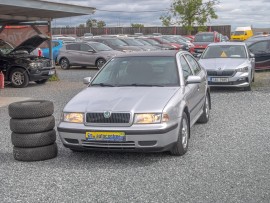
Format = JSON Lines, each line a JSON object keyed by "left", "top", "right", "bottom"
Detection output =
{"left": 8, "top": 100, "right": 58, "bottom": 162}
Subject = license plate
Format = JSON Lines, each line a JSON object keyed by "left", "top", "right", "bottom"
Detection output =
{"left": 85, "top": 131, "right": 125, "bottom": 141}
{"left": 48, "top": 70, "right": 55, "bottom": 75}
{"left": 211, "top": 78, "right": 229, "bottom": 82}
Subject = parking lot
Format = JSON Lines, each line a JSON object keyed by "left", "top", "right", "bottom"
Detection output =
{"left": 0, "top": 67, "right": 270, "bottom": 202}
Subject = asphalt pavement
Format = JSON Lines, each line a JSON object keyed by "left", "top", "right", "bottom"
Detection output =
{"left": 0, "top": 67, "right": 270, "bottom": 203}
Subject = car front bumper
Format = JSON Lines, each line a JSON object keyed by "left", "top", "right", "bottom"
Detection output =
{"left": 57, "top": 121, "right": 180, "bottom": 152}
{"left": 29, "top": 67, "right": 56, "bottom": 81}
{"left": 207, "top": 72, "right": 251, "bottom": 87}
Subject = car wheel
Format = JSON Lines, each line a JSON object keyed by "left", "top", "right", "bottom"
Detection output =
{"left": 170, "top": 112, "right": 189, "bottom": 156}
{"left": 8, "top": 100, "right": 54, "bottom": 119}
{"left": 10, "top": 116, "right": 55, "bottom": 134}
{"left": 9, "top": 68, "right": 29, "bottom": 88}
{"left": 11, "top": 130, "right": 56, "bottom": 148}
{"left": 96, "top": 59, "right": 106, "bottom": 69}
{"left": 13, "top": 143, "right": 58, "bottom": 162}
{"left": 197, "top": 92, "right": 210, "bottom": 123}
{"left": 60, "top": 58, "right": 70, "bottom": 70}
{"left": 35, "top": 79, "right": 48, "bottom": 84}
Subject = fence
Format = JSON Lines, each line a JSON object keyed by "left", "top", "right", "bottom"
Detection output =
{"left": 52, "top": 25, "right": 231, "bottom": 38}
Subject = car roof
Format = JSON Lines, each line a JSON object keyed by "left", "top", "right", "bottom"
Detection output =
{"left": 208, "top": 42, "right": 246, "bottom": 46}
{"left": 114, "top": 50, "right": 185, "bottom": 58}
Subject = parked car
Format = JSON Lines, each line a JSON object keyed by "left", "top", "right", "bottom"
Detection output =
{"left": 245, "top": 37, "right": 270, "bottom": 70}
{"left": 0, "top": 35, "right": 55, "bottom": 88}
{"left": 190, "top": 31, "right": 221, "bottom": 56}
{"left": 57, "top": 41, "right": 122, "bottom": 69}
{"left": 85, "top": 37, "right": 143, "bottom": 52}
{"left": 147, "top": 36, "right": 183, "bottom": 50}
{"left": 57, "top": 51, "right": 211, "bottom": 156}
{"left": 137, "top": 38, "right": 174, "bottom": 50}
{"left": 41, "top": 40, "right": 63, "bottom": 62}
{"left": 198, "top": 42, "right": 255, "bottom": 91}
{"left": 118, "top": 37, "right": 159, "bottom": 51}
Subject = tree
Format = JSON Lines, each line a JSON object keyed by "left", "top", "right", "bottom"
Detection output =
{"left": 86, "top": 19, "right": 97, "bottom": 28}
{"left": 97, "top": 20, "right": 106, "bottom": 28}
{"left": 131, "top": 23, "right": 144, "bottom": 28}
{"left": 78, "top": 24, "right": 85, "bottom": 28}
{"left": 160, "top": 0, "right": 219, "bottom": 34}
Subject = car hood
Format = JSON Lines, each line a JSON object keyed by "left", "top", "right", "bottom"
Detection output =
{"left": 199, "top": 58, "right": 248, "bottom": 70}
{"left": 10, "top": 34, "right": 49, "bottom": 54}
{"left": 64, "top": 87, "right": 180, "bottom": 113}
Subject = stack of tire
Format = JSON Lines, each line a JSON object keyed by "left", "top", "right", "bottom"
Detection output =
{"left": 8, "top": 100, "right": 58, "bottom": 162}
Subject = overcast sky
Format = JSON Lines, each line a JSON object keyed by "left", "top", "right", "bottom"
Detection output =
{"left": 50, "top": 0, "right": 270, "bottom": 29}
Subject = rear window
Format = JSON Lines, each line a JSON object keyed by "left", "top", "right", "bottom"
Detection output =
{"left": 194, "top": 33, "right": 214, "bottom": 42}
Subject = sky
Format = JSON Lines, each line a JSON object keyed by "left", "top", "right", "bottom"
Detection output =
{"left": 49, "top": 0, "right": 270, "bottom": 30}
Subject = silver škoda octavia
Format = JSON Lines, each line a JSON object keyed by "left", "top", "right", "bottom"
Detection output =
{"left": 57, "top": 51, "right": 211, "bottom": 156}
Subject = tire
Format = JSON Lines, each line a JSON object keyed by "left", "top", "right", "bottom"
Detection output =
{"left": 197, "top": 92, "right": 210, "bottom": 123}
{"left": 10, "top": 116, "right": 55, "bottom": 134}
{"left": 170, "top": 112, "right": 189, "bottom": 156}
{"left": 11, "top": 130, "right": 56, "bottom": 148}
{"left": 9, "top": 68, "right": 29, "bottom": 88}
{"left": 8, "top": 100, "right": 54, "bottom": 119}
{"left": 13, "top": 143, "right": 58, "bottom": 162}
{"left": 96, "top": 59, "right": 106, "bottom": 69}
{"left": 60, "top": 58, "right": 70, "bottom": 70}
{"left": 35, "top": 79, "right": 48, "bottom": 84}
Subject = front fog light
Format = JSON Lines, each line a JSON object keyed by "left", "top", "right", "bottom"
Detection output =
{"left": 63, "top": 113, "right": 84, "bottom": 123}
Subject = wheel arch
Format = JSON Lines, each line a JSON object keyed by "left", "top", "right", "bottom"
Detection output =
{"left": 183, "top": 106, "right": 191, "bottom": 138}
{"left": 7, "top": 66, "right": 29, "bottom": 80}
{"left": 95, "top": 57, "right": 106, "bottom": 66}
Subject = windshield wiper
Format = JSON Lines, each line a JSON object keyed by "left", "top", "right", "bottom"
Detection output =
{"left": 91, "top": 83, "right": 115, "bottom": 87}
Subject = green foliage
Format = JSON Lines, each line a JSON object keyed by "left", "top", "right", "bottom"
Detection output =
{"left": 131, "top": 23, "right": 144, "bottom": 28}
{"left": 161, "top": 0, "right": 219, "bottom": 34}
{"left": 48, "top": 73, "right": 59, "bottom": 82}
{"left": 97, "top": 20, "right": 106, "bottom": 28}
{"left": 86, "top": 19, "right": 106, "bottom": 28}
{"left": 78, "top": 24, "right": 86, "bottom": 28}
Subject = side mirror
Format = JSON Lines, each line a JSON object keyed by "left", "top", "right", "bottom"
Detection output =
{"left": 186, "top": 75, "right": 202, "bottom": 84}
{"left": 250, "top": 53, "right": 255, "bottom": 58}
{"left": 88, "top": 49, "right": 95, "bottom": 53}
{"left": 83, "top": 77, "right": 92, "bottom": 84}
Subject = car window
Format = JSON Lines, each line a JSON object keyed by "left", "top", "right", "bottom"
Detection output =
{"left": 185, "top": 54, "right": 201, "bottom": 75}
{"left": 66, "top": 44, "right": 80, "bottom": 51}
{"left": 80, "top": 44, "right": 92, "bottom": 52}
{"left": 180, "top": 55, "right": 193, "bottom": 80}
{"left": 249, "top": 41, "right": 270, "bottom": 53}
{"left": 90, "top": 43, "right": 112, "bottom": 51}
{"left": 92, "top": 56, "right": 179, "bottom": 86}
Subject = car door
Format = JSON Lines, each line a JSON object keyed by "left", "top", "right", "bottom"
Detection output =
{"left": 79, "top": 43, "right": 95, "bottom": 65}
{"left": 65, "top": 44, "right": 81, "bottom": 65}
{"left": 179, "top": 55, "right": 198, "bottom": 120}
{"left": 184, "top": 54, "right": 206, "bottom": 117}
{"left": 249, "top": 40, "right": 270, "bottom": 69}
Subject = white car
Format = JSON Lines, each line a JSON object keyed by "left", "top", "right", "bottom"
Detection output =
{"left": 198, "top": 42, "right": 255, "bottom": 91}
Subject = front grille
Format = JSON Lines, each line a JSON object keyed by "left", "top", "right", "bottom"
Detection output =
{"left": 42, "top": 61, "right": 50, "bottom": 67}
{"left": 82, "top": 140, "right": 135, "bottom": 149}
{"left": 86, "top": 112, "right": 130, "bottom": 123}
{"left": 207, "top": 70, "right": 235, "bottom": 77}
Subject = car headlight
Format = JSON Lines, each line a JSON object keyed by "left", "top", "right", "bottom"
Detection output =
{"left": 134, "top": 113, "right": 169, "bottom": 124}
{"left": 237, "top": 66, "right": 249, "bottom": 72}
{"left": 29, "top": 62, "right": 42, "bottom": 68}
{"left": 62, "top": 112, "right": 84, "bottom": 123}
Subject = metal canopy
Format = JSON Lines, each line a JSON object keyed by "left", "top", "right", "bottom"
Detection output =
{"left": 0, "top": 0, "right": 95, "bottom": 25}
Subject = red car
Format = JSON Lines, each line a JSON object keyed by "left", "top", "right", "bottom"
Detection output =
{"left": 147, "top": 37, "right": 183, "bottom": 50}
{"left": 190, "top": 31, "right": 221, "bottom": 55}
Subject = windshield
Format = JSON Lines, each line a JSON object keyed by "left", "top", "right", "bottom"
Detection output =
{"left": 91, "top": 56, "right": 179, "bottom": 87}
{"left": 90, "top": 43, "right": 113, "bottom": 51}
{"left": 234, "top": 31, "right": 245, "bottom": 35}
{"left": 121, "top": 39, "right": 144, "bottom": 46}
{"left": 194, "top": 33, "right": 214, "bottom": 42}
{"left": 136, "top": 39, "right": 152, "bottom": 45}
{"left": 143, "top": 39, "right": 160, "bottom": 45}
{"left": 202, "top": 45, "right": 247, "bottom": 59}
{"left": 106, "top": 39, "right": 128, "bottom": 46}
